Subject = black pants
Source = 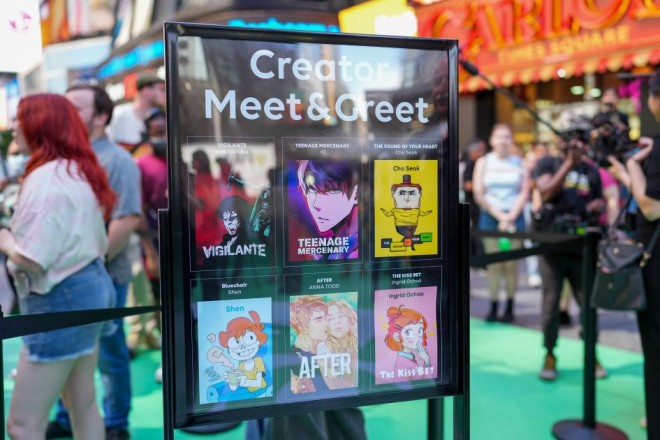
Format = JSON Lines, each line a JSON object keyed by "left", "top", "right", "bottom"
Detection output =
{"left": 638, "top": 251, "right": 660, "bottom": 439}
{"left": 539, "top": 252, "right": 588, "bottom": 351}
{"left": 247, "top": 409, "right": 366, "bottom": 440}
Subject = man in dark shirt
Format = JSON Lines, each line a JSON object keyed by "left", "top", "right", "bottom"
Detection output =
{"left": 532, "top": 139, "right": 605, "bottom": 381}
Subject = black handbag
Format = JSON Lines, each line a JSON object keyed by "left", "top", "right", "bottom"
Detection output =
{"left": 591, "top": 196, "right": 660, "bottom": 311}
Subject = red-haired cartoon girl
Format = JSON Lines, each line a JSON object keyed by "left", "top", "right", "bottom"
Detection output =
{"left": 218, "top": 311, "right": 268, "bottom": 391}
{"left": 384, "top": 306, "right": 432, "bottom": 382}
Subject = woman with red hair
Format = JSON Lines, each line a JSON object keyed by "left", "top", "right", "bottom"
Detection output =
{"left": 1, "top": 93, "right": 116, "bottom": 439}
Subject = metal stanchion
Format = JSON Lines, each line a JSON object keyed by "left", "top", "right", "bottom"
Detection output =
{"left": 552, "top": 231, "right": 627, "bottom": 440}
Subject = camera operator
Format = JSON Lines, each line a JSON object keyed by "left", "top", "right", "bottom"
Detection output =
{"left": 607, "top": 70, "right": 660, "bottom": 438}
{"left": 532, "top": 135, "right": 606, "bottom": 381}
{"left": 593, "top": 88, "right": 629, "bottom": 132}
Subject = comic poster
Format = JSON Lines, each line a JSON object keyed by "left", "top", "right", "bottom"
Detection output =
{"left": 284, "top": 271, "right": 361, "bottom": 398}
{"left": 187, "top": 136, "right": 276, "bottom": 271}
{"left": 373, "top": 158, "right": 438, "bottom": 258}
{"left": 197, "top": 296, "right": 273, "bottom": 405}
{"left": 374, "top": 281, "right": 438, "bottom": 385}
{"left": 284, "top": 137, "right": 362, "bottom": 263}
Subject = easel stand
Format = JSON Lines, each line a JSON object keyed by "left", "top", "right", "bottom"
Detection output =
{"left": 427, "top": 203, "right": 471, "bottom": 440}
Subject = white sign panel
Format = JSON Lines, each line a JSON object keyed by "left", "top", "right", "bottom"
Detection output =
{"left": 0, "top": 1, "right": 42, "bottom": 73}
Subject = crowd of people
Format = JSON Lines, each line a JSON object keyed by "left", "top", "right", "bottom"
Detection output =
{"left": 1, "top": 66, "right": 658, "bottom": 439}
{"left": 462, "top": 75, "right": 660, "bottom": 437}
{"left": 0, "top": 72, "right": 166, "bottom": 440}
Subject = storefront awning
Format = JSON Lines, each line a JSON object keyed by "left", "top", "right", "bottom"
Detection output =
{"left": 460, "top": 47, "right": 660, "bottom": 93}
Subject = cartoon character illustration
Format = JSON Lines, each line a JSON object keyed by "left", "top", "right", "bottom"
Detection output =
{"left": 380, "top": 174, "right": 432, "bottom": 250}
{"left": 315, "top": 299, "right": 358, "bottom": 389}
{"left": 218, "top": 196, "right": 252, "bottom": 249}
{"left": 201, "top": 195, "right": 268, "bottom": 261}
{"left": 290, "top": 295, "right": 329, "bottom": 394}
{"left": 295, "top": 159, "right": 359, "bottom": 260}
{"left": 384, "top": 305, "right": 433, "bottom": 382}
{"left": 211, "top": 311, "right": 268, "bottom": 392}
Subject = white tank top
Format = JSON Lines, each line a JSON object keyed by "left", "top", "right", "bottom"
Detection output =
{"left": 482, "top": 152, "right": 524, "bottom": 212}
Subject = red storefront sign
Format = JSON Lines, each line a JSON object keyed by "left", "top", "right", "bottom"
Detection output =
{"left": 416, "top": 0, "right": 660, "bottom": 90}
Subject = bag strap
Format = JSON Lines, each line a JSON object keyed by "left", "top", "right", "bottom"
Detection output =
{"left": 611, "top": 193, "right": 633, "bottom": 231}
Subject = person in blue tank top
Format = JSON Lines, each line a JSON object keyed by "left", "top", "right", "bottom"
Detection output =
{"left": 473, "top": 124, "right": 529, "bottom": 323}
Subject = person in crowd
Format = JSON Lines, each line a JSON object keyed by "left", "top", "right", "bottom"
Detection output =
{"left": 593, "top": 87, "right": 630, "bottom": 135}
{"left": 532, "top": 130, "right": 606, "bottom": 381}
{"left": 3, "top": 93, "right": 116, "bottom": 439}
{"left": 136, "top": 107, "right": 169, "bottom": 383}
{"left": 461, "top": 138, "right": 487, "bottom": 228}
{"left": 107, "top": 72, "right": 165, "bottom": 360}
{"left": 524, "top": 141, "right": 549, "bottom": 288}
{"left": 472, "top": 124, "right": 529, "bottom": 322}
{"left": 108, "top": 72, "right": 165, "bottom": 152}
{"left": 41, "top": 84, "right": 144, "bottom": 440}
{"left": 125, "top": 107, "right": 167, "bottom": 357}
{"left": 0, "top": 140, "right": 28, "bottom": 315}
{"left": 607, "top": 69, "right": 660, "bottom": 439}
{"left": 191, "top": 149, "right": 220, "bottom": 266}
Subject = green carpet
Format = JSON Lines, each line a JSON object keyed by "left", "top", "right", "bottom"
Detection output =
{"left": 3, "top": 319, "right": 646, "bottom": 439}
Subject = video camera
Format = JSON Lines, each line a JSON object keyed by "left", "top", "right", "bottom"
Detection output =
{"left": 590, "top": 104, "right": 633, "bottom": 167}
{"left": 559, "top": 108, "right": 634, "bottom": 167}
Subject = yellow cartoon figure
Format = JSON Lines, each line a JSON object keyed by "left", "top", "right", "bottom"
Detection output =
{"left": 380, "top": 174, "right": 432, "bottom": 250}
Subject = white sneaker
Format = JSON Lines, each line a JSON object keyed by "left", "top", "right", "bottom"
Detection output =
{"left": 155, "top": 366, "right": 162, "bottom": 384}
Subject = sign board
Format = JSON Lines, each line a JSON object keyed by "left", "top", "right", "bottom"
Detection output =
{"left": 162, "top": 22, "right": 461, "bottom": 428}
{"left": 0, "top": 1, "right": 42, "bottom": 73}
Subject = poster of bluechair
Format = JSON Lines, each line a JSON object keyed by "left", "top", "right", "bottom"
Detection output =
{"left": 161, "top": 22, "right": 463, "bottom": 427}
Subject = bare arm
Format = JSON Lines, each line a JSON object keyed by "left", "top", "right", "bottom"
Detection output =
{"left": 138, "top": 214, "right": 160, "bottom": 279}
{"left": 107, "top": 214, "right": 142, "bottom": 262}
{"left": 506, "top": 162, "right": 530, "bottom": 221}
{"left": 627, "top": 148, "right": 660, "bottom": 222}
{"left": 0, "top": 229, "right": 44, "bottom": 274}
{"left": 536, "top": 156, "right": 575, "bottom": 203}
{"left": 602, "top": 183, "right": 621, "bottom": 226}
{"left": 472, "top": 157, "right": 506, "bottom": 222}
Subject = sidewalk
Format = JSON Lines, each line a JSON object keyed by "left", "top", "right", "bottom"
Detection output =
{"left": 1, "top": 267, "right": 647, "bottom": 439}
{"left": 469, "top": 267, "right": 642, "bottom": 353}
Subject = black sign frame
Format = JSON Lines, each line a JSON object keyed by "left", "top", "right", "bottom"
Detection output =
{"left": 161, "top": 21, "right": 465, "bottom": 431}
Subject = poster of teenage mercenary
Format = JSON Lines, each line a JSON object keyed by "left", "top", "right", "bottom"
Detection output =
{"left": 284, "top": 137, "right": 362, "bottom": 263}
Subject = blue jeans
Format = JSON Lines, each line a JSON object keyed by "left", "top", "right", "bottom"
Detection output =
{"left": 55, "top": 281, "right": 131, "bottom": 430}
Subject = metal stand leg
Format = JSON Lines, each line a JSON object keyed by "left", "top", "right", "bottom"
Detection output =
{"left": 428, "top": 398, "right": 444, "bottom": 440}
